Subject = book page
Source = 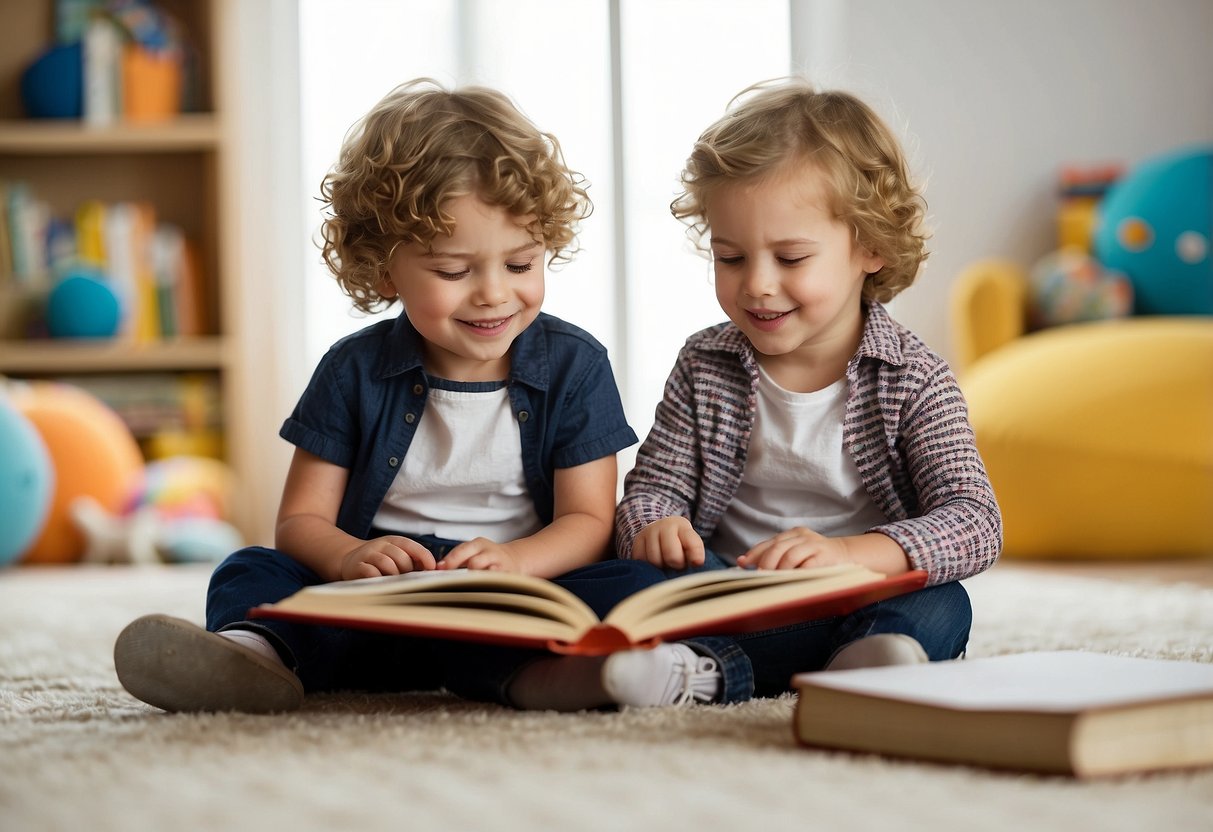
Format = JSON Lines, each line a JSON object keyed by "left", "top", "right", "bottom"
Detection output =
{"left": 606, "top": 564, "right": 878, "bottom": 639}
{"left": 281, "top": 569, "right": 598, "bottom": 627}
{"left": 796, "top": 651, "right": 1213, "bottom": 712}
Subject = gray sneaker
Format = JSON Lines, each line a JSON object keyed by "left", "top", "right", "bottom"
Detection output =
{"left": 114, "top": 614, "right": 304, "bottom": 713}
{"left": 825, "top": 634, "right": 929, "bottom": 671}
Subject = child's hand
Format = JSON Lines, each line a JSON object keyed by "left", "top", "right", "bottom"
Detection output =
{"left": 737, "top": 527, "right": 849, "bottom": 570}
{"left": 439, "top": 538, "right": 522, "bottom": 572}
{"left": 340, "top": 536, "right": 437, "bottom": 580}
{"left": 631, "top": 517, "right": 705, "bottom": 570}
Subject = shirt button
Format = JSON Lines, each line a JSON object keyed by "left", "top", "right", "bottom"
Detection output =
{"left": 388, "top": 456, "right": 399, "bottom": 467}
{"left": 412, "top": 384, "right": 424, "bottom": 395}
{"left": 517, "top": 411, "right": 530, "bottom": 423}
{"left": 404, "top": 413, "right": 416, "bottom": 424}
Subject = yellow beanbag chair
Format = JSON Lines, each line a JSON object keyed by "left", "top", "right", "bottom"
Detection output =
{"left": 961, "top": 317, "right": 1213, "bottom": 558}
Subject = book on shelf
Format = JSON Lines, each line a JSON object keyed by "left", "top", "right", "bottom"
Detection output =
{"left": 791, "top": 650, "right": 1213, "bottom": 778}
{"left": 249, "top": 563, "right": 928, "bottom": 656}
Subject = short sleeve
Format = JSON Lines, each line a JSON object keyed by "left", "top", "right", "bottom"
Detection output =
{"left": 278, "top": 347, "right": 359, "bottom": 469}
{"left": 550, "top": 348, "right": 637, "bottom": 470}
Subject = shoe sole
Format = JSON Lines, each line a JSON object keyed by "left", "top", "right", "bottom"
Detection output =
{"left": 114, "top": 614, "right": 304, "bottom": 713}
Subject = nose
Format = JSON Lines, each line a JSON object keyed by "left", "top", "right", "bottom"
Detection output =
{"left": 739, "top": 261, "right": 778, "bottom": 298}
{"left": 473, "top": 268, "right": 510, "bottom": 306}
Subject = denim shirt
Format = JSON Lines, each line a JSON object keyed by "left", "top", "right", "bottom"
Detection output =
{"left": 280, "top": 311, "right": 637, "bottom": 538}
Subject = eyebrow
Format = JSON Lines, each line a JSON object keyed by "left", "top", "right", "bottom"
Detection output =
{"left": 427, "top": 240, "right": 542, "bottom": 258}
{"left": 710, "top": 236, "right": 819, "bottom": 247}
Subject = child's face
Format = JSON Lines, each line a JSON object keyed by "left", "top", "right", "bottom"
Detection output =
{"left": 382, "top": 194, "right": 545, "bottom": 381}
{"left": 707, "top": 165, "right": 883, "bottom": 375}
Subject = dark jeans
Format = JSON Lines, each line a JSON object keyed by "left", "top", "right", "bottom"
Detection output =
{"left": 206, "top": 540, "right": 668, "bottom": 704}
{"left": 665, "top": 550, "right": 972, "bottom": 703}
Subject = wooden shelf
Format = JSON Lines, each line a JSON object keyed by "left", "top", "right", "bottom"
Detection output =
{"left": 0, "top": 114, "right": 221, "bottom": 154}
{"left": 0, "top": 337, "right": 227, "bottom": 374}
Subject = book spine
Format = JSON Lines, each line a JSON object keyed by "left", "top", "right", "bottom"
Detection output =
{"left": 84, "top": 15, "right": 122, "bottom": 127}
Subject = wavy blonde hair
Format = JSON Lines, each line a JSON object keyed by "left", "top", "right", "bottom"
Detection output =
{"left": 319, "top": 79, "right": 591, "bottom": 313}
{"left": 671, "top": 78, "right": 929, "bottom": 302}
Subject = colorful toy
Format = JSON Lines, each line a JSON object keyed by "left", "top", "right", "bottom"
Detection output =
{"left": 125, "top": 455, "right": 236, "bottom": 520}
{"left": 13, "top": 382, "right": 145, "bottom": 563}
{"left": 1056, "top": 163, "right": 1123, "bottom": 252}
{"left": 1027, "top": 248, "right": 1133, "bottom": 329}
{"left": 1094, "top": 146, "right": 1213, "bottom": 316}
{"left": 72, "top": 454, "right": 244, "bottom": 565}
{"left": 46, "top": 269, "right": 123, "bottom": 338}
{"left": 72, "top": 495, "right": 243, "bottom": 565}
{"left": 0, "top": 397, "right": 54, "bottom": 566}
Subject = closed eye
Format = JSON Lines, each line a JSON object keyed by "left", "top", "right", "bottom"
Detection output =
{"left": 778, "top": 255, "right": 810, "bottom": 266}
{"left": 714, "top": 255, "right": 743, "bottom": 265}
{"left": 434, "top": 269, "right": 470, "bottom": 280}
{"left": 506, "top": 261, "right": 534, "bottom": 274}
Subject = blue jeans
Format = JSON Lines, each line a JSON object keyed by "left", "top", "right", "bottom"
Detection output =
{"left": 664, "top": 550, "right": 972, "bottom": 703}
{"left": 206, "top": 539, "right": 668, "bottom": 705}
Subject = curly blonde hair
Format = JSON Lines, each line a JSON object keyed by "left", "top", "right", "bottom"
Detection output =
{"left": 319, "top": 78, "right": 591, "bottom": 313}
{"left": 671, "top": 78, "right": 929, "bottom": 302}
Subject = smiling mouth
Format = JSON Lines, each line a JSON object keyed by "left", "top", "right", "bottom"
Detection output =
{"left": 746, "top": 309, "right": 791, "bottom": 330}
{"left": 459, "top": 315, "right": 514, "bottom": 335}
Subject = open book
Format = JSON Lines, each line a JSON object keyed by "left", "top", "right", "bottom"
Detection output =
{"left": 249, "top": 564, "right": 927, "bottom": 655}
{"left": 792, "top": 650, "right": 1213, "bottom": 777}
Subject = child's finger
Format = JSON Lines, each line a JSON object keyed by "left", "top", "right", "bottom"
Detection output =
{"left": 658, "top": 525, "right": 687, "bottom": 570}
{"left": 384, "top": 536, "right": 436, "bottom": 571}
{"left": 678, "top": 525, "right": 705, "bottom": 566}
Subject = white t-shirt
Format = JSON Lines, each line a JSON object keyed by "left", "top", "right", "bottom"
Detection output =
{"left": 709, "top": 367, "right": 887, "bottom": 563}
{"left": 371, "top": 383, "right": 542, "bottom": 542}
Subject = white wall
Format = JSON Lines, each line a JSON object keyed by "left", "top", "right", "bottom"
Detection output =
{"left": 792, "top": 0, "right": 1213, "bottom": 358}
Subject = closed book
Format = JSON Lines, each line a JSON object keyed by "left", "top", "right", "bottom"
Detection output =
{"left": 792, "top": 650, "right": 1213, "bottom": 777}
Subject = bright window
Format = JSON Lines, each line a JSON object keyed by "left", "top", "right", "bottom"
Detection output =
{"left": 298, "top": 0, "right": 789, "bottom": 448}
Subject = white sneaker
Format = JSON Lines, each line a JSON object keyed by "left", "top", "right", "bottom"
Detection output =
{"left": 826, "top": 634, "right": 928, "bottom": 671}
{"left": 602, "top": 643, "right": 721, "bottom": 707}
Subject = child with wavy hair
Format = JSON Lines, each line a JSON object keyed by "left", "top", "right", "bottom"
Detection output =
{"left": 114, "top": 79, "right": 664, "bottom": 713}
{"left": 602, "top": 78, "right": 1002, "bottom": 706}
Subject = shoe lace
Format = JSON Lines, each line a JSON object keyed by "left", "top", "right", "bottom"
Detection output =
{"left": 670, "top": 656, "right": 720, "bottom": 706}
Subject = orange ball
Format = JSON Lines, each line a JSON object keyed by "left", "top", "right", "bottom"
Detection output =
{"left": 13, "top": 383, "right": 144, "bottom": 564}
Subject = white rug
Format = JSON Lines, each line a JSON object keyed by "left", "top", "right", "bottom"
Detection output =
{"left": 2, "top": 563, "right": 1211, "bottom": 832}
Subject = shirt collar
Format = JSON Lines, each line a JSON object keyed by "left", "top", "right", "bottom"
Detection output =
{"left": 375, "top": 311, "right": 550, "bottom": 390}
{"left": 854, "top": 301, "right": 905, "bottom": 367}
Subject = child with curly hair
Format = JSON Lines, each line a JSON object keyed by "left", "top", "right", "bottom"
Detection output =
{"left": 602, "top": 77, "right": 1002, "bottom": 706}
{"left": 113, "top": 79, "right": 665, "bottom": 713}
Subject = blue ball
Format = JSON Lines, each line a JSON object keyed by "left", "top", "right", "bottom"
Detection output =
{"left": 46, "top": 272, "right": 122, "bottom": 339}
{"left": 1094, "top": 147, "right": 1213, "bottom": 316}
{"left": 20, "top": 42, "right": 83, "bottom": 119}
{"left": 0, "top": 400, "right": 54, "bottom": 566}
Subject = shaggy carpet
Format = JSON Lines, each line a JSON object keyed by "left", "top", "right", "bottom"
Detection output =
{"left": 1, "top": 562, "right": 1211, "bottom": 832}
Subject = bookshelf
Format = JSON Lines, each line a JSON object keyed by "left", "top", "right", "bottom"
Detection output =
{"left": 0, "top": 0, "right": 259, "bottom": 538}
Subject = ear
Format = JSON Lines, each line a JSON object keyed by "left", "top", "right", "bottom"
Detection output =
{"left": 377, "top": 273, "right": 399, "bottom": 299}
{"left": 860, "top": 246, "right": 885, "bottom": 275}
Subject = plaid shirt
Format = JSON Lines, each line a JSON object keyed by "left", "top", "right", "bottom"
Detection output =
{"left": 616, "top": 302, "right": 1001, "bottom": 585}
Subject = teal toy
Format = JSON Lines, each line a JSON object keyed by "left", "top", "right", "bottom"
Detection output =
{"left": 1093, "top": 146, "right": 1212, "bottom": 316}
{"left": 46, "top": 270, "right": 122, "bottom": 338}
{"left": 0, "top": 398, "right": 54, "bottom": 566}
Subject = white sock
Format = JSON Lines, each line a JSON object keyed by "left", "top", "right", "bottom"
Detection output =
{"left": 219, "top": 628, "right": 286, "bottom": 667}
